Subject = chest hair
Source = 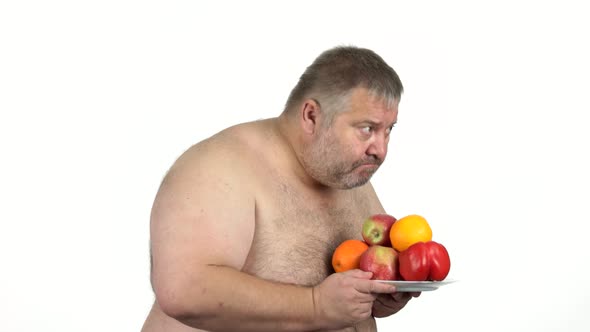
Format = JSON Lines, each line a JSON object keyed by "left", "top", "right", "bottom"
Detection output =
{"left": 244, "top": 183, "right": 369, "bottom": 286}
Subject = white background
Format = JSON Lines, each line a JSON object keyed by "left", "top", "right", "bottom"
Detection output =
{"left": 1, "top": 1, "right": 589, "bottom": 331}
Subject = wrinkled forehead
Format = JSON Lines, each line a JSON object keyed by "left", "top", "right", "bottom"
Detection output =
{"left": 349, "top": 87, "right": 400, "bottom": 114}
{"left": 366, "top": 88, "right": 400, "bottom": 110}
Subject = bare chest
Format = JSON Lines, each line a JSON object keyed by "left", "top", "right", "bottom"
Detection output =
{"left": 242, "top": 181, "right": 378, "bottom": 287}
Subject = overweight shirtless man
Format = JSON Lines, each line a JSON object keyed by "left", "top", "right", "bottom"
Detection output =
{"left": 141, "top": 46, "right": 420, "bottom": 332}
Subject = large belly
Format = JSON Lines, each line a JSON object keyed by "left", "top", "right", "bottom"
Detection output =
{"left": 141, "top": 301, "right": 376, "bottom": 332}
{"left": 142, "top": 189, "right": 378, "bottom": 332}
{"left": 141, "top": 302, "right": 205, "bottom": 332}
{"left": 142, "top": 223, "right": 377, "bottom": 332}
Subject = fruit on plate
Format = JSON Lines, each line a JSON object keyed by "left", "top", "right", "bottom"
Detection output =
{"left": 398, "top": 241, "right": 451, "bottom": 281}
{"left": 331, "top": 239, "right": 369, "bottom": 273}
{"left": 389, "top": 214, "right": 432, "bottom": 252}
{"left": 359, "top": 245, "right": 399, "bottom": 280}
{"left": 361, "top": 213, "right": 397, "bottom": 246}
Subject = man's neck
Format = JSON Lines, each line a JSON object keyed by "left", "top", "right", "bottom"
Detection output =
{"left": 273, "top": 115, "right": 338, "bottom": 194}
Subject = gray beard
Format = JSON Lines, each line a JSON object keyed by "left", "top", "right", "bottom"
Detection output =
{"left": 301, "top": 131, "right": 381, "bottom": 189}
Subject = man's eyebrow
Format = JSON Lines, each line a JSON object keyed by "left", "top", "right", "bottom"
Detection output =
{"left": 358, "top": 120, "right": 397, "bottom": 127}
{"left": 357, "top": 119, "right": 381, "bottom": 126}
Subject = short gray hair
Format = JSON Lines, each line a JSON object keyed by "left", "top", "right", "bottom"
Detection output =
{"left": 284, "top": 46, "right": 403, "bottom": 121}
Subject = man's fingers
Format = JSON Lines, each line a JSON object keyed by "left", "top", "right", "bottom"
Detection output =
{"left": 356, "top": 280, "right": 396, "bottom": 294}
{"left": 392, "top": 292, "right": 410, "bottom": 302}
{"left": 375, "top": 294, "right": 396, "bottom": 309}
{"left": 343, "top": 269, "right": 373, "bottom": 280}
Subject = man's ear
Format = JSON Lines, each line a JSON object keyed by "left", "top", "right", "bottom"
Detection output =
{"left": 300, "top": 99, "right": 320, "bottom": 135}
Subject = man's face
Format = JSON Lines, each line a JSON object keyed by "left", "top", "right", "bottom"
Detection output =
{"left": 302, "top": 88, "right": 399, "bottom": 189}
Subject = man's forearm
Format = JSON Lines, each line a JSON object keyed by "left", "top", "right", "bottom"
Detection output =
{"left": 159, "top": 265, "right": 323, "bottom": 331}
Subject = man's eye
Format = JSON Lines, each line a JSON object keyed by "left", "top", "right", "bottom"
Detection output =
{"left": 386, "top": 125, "right": 395, "bottom": 135}
{"left": 361, "top": 126, "right": 372, "bottom": 134}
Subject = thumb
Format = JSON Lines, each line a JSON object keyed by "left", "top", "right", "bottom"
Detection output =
{"left": 343, "top": 269, "right": 373, "bottom": 279}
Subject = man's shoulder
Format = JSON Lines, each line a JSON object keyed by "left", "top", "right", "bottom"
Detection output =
{"left": 166, "top": 120, "right": 271, "bottom": 180}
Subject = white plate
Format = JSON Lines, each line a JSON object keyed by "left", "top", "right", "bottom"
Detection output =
{"left": 376, "top": 279, "right": 457, "bottom": 292}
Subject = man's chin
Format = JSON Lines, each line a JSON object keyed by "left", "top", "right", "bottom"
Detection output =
{"left": 319, "top": 166, "right": 378, "bottom": 189}
{"left": 337, "top": 173, "right": 374, "bottom": 189}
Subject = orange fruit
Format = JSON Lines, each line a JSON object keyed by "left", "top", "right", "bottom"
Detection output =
{"left": 389, "top": 214, "right": 432, "bottom": 252}
{"left": 331, "top": 239, "right": 369, "bottom": 273}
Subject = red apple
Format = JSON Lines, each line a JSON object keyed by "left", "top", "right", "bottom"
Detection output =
{"left": 359, "top": 245, "right": 399, "bottom": 280}
{"left": 361, "top": 214, "right": 397, "bottom": 246}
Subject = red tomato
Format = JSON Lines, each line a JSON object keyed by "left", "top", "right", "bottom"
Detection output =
{"left": 398, "top": 241, "right": 451, "bottom": 281}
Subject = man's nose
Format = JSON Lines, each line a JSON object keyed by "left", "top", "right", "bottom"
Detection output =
{"left": 366, "top": 135, "right": 387, "bottom": 161}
